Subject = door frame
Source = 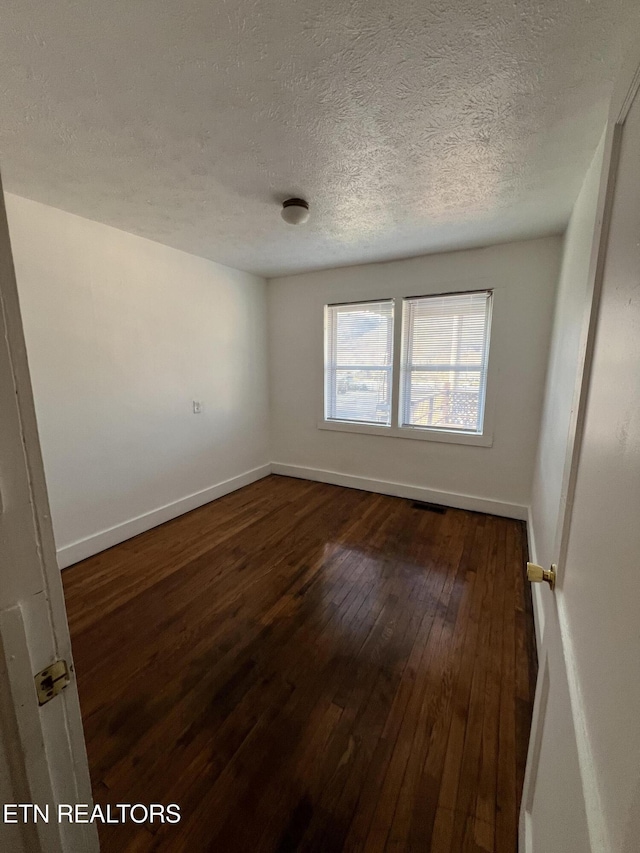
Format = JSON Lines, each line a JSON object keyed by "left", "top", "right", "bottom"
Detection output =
{"left": 519, "top": 49, "right": 640, "bottom": 853}
{"left": 0, "top": 176, "right": 98, "bottom": 852}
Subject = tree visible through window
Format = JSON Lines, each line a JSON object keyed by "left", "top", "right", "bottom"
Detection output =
{"left": 324, "top": 300, "right": 394, "bottom": 425}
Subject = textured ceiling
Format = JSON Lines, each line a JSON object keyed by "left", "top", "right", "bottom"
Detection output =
{"left": 0, "top": 1, "right": 638, "bottom": 277}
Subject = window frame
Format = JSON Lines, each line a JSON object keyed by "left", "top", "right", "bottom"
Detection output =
{"left": 323, "top": 298, "right": 395, "bottom": 427}
{"left": 319, "top": 288, "right": 495, "bottom": 448}
{"left": 398, "top": 289, "right": 493, "bottom": 437}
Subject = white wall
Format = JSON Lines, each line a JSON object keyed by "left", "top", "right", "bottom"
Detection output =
{"left": 268, "top": 237, "right": 562, "bottom": 518}
{"left": 5, "top": 194, "right": 270, "bottom": 567}
{"left": 529, "top": 137, "right": 605, "bottom": 589}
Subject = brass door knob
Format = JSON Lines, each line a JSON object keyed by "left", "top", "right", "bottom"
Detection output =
{"left": 526, "top": 562, "right": 556, "bottom": 591}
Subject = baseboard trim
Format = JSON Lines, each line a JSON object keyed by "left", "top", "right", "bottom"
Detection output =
{"left": 526, "top": 507, "right": 545, "bottom": 651}
{"left": 56, "top": 463, "right": 272, "bottom": 569}
{"left": 271, "top": 462, "right": 528, "bottom": 521}
{"left": 57, "top": 462, "right": 530, "bottom": 569}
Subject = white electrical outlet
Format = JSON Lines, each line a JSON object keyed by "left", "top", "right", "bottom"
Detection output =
{"left": 192, "top": 400, "right": 203, "bottom": 414}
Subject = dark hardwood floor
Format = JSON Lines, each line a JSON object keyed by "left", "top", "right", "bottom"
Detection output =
{"left": 63, "top": 475, "right": 537, "bottom": 852}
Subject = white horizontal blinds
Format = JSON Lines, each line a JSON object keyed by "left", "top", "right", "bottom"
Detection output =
{"left": 401, "top": 291, "right": 492, "bottom": 433}
{"left": 325, "top": 300, "right": 394, "bottom": 425}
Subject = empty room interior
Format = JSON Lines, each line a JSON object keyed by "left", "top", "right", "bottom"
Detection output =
{"left": 1, "top": 1, "right": 640, "bottom": 852}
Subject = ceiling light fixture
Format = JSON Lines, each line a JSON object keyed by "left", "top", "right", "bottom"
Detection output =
{"left": 281, "top": 197, "right": 310, "bottom": 225}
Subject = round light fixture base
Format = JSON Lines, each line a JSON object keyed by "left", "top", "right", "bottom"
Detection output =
{"left": 281, "top": 197, "right": 310, "bottom": 225}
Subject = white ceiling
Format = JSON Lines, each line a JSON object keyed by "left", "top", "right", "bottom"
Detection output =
{"left": 0, "top": 1, "right": 638, "bottom": 278}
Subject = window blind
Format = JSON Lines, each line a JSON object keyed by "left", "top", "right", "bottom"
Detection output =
{"left": 325, "top": 300, "right": 394, "bottom": 425}
{"left": 400, "top": 291, "right": 492, "bottom": 433}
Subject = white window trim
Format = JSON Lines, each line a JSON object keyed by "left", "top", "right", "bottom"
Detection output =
{"left": 319, "top": 288, "right": 496, "bottom": 448}
{"left": 323, "top": 299, "right": 395, "bottom": 426}
{"left": 317, "top": 419, "right": 494, "bottom": 446}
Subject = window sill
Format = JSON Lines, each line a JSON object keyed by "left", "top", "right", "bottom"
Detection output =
{"left": 317, "top": 420, "right": 493, "bottom": 447}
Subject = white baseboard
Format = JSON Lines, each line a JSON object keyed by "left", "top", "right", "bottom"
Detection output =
{"left": 271, "top": 462, "right": 528, "bottom": 521}
{"left": 526, "top": 506, "right": 545, "bottom": 651}
{"left": 58, "top": 461, "right": 530, "bottom": 570}
{"left": 56, "top": 463, "right": 272, "bottom": 569}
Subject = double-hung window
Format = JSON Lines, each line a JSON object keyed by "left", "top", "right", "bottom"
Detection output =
{"left": 324, "top": 300, "right": 394, "bottom": 425}
{"left": 323, "top": 290, "right": 492, "bottom": 438}
{"left": 400, "top": 290, "right": 492, "bottom": 434}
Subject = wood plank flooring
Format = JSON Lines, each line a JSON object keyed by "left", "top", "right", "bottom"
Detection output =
{"left": 63, "top": 475, "right": 537, "bottom": 852}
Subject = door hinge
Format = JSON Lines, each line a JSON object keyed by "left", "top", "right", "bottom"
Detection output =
{"left": 35, "top": 660, "right": 70, "bottom": 705}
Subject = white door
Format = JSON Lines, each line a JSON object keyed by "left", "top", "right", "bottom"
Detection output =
{"left": 520, "top": 55, "right": 640, "bottom": 853}
{"left": 0, "top": 177, "right": 98, "bottom": 852}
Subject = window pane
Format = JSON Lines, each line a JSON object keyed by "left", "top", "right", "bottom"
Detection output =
{"left": 406, "top": 369, "right": 482, "bottom": 431}
{"left": 410, "top": 310, "right": 486, "bottom": 367}
{"left": 325, "top": 301, "right": 394, "bottom": 425}
{"left": 333, "top": 368, "right": 391, "bottom": 424}
{"left": 401, "top": 291, "right": 492, "bottom": 433}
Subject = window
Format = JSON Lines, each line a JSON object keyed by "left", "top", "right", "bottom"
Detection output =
{"left": 321, "top": 290, "right": 493, "bottom": 443}
{"left": 324, "top": 300, "right": 394, "bottom": 425}
{"left": 400, "top": 290, "right": 492, "bottom": 434}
